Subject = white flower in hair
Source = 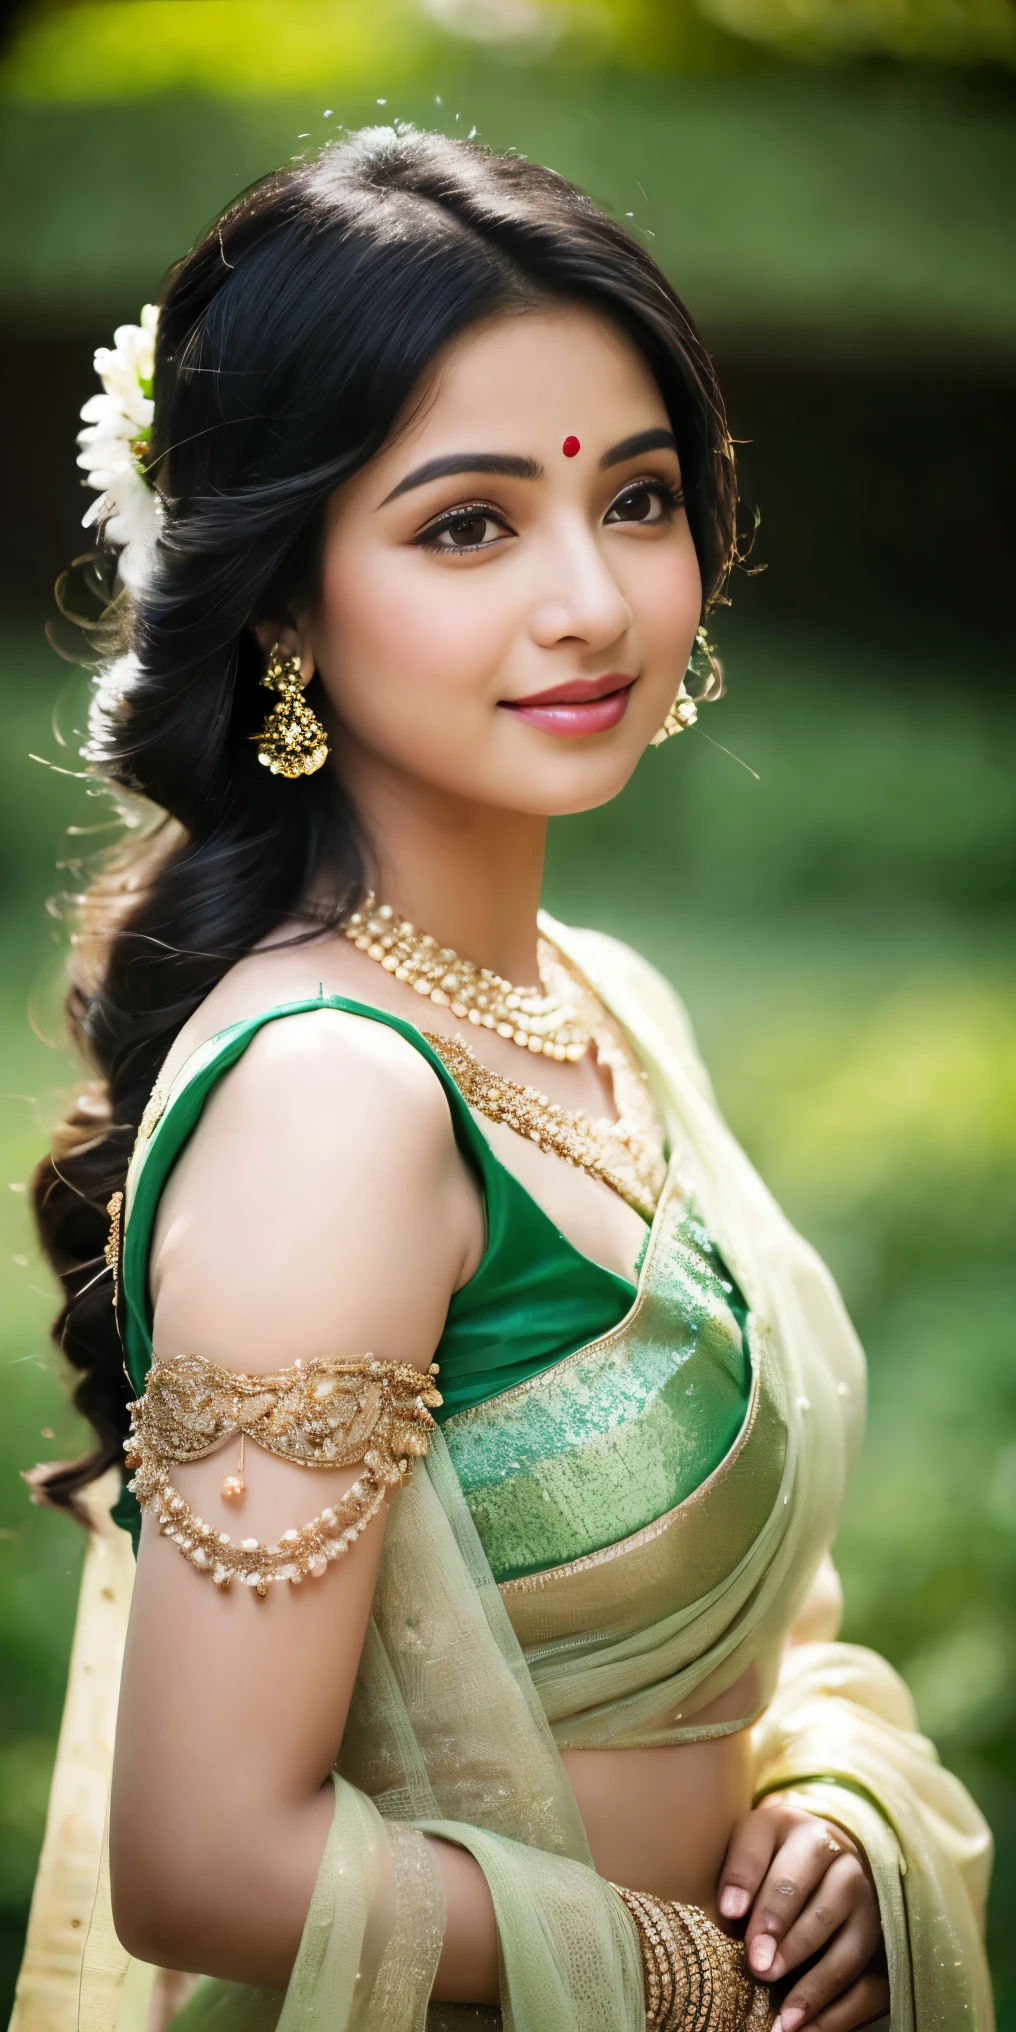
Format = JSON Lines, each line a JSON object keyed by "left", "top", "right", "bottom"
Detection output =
{"left": 77, "top": 303, "right": 160, "bottom": 591}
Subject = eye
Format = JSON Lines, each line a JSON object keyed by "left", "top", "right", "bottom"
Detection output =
{"left": 415, "top": 504, "right": 513, "bottom": 553}
{"left": 604, "top": 478, "right": 683, "bottom": 527}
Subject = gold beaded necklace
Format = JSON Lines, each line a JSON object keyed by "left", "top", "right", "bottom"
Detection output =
{"left": 345, "top": 897, "right": 667, "bottom": 1220}
{"left": 343, "top": 895, "right": 590, "bottom": 1061}
{"left": 424, "top": 1030, "right": 666, "bottom": 1222}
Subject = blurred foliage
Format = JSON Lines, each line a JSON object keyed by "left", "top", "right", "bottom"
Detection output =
{"left": 2, "top": 0, "right": 1014, "bottom": 98}
{"left": 2, "top": 0, "right": 450, "bottom": 98}
{"left": 1, "top": 616, "right": 1014, "bottom": 2019}
{"left": 698, "top": 0, "right": 1016, "bottom": 65}
{"left": 3, "top": 68, "right": 1015, "bottom": 362}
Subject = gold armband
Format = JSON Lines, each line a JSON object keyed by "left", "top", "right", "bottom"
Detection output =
{"left": 124, "top": 1352, "right": 442, "bottom": 1596}
{"left": 610, "top": 1887, "right": 776, "bottom": 2032}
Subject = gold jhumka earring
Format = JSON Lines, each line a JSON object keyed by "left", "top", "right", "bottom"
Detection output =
{"left": 253, "top": 643, "right": 329, "bottom": 778}
{"left": 650, "top": 626, "right": 724, "bottom": 746}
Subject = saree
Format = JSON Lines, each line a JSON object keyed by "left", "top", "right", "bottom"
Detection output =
{"left": 11, "top": 918, "right": 994, "bottom": 2032}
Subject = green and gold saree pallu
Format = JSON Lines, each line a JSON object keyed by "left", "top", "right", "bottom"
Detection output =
{"left": 12, "top": 920, "right": 994, "bottom": 2032}
{"left": 443, "top": 1175, "right": 790, "bottom": 1750}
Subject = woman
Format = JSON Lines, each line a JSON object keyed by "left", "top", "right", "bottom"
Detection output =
{"left": 18, "top": 127, "right": 992, "bottom": 2032}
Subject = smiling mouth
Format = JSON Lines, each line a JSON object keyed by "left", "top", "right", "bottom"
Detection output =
{"left": 500, "top": 674, "right": 636, "bottom": 738}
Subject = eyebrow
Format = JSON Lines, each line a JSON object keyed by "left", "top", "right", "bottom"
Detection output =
{"left": 600, "top": 428, "right": 678, "bottom": 468}
{"left": 378, "top": 427, "right": 679, "bottom": 507}
{"left": 380, "top": 452, "right": 543, "bottom": 506}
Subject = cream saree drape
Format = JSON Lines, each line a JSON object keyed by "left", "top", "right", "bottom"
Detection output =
{"left": 11, "top": 920, "right": 993, "bottom": 2032}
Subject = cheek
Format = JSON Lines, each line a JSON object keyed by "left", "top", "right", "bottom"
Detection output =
{"left": 629, "top": 534, "right": 702, "bottom": 664}
{"left": 320, "top": 545, "right": 508, "bottom": 711}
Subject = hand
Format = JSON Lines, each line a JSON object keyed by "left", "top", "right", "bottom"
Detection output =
{"left": 717, "top": 1795, "right": 889, "bottom": 2031}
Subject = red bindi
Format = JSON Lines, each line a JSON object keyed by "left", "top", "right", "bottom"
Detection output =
{"left": 561, "top": 435, "right": 581, "bottom": 458}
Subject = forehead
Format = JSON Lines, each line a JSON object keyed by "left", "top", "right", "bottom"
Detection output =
{"left": 397, "top": 303, "right": 668, "bottom": 452}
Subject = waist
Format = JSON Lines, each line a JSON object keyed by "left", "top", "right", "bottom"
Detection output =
{"left": 563, "top": 1727, "right": 756, "bottom": 1917}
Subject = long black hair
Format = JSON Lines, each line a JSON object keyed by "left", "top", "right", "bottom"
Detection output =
{"left": 33, "top": 124, "right": 738, "bottom": 1512}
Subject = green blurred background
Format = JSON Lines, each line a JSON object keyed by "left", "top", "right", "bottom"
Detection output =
{"left": 1, "top": 0, "right": 1014, "bottom": 2022}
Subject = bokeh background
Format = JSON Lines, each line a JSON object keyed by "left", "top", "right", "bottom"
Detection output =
{"left": 1, "top": 0, "right": 1014, "bottom": 2021}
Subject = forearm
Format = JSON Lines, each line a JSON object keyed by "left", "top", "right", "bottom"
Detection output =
{"left": 428, "top": 1836, "right": 501, "bottom": 2006}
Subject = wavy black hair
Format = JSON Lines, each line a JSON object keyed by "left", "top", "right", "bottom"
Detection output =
{"left": 33, "top": 124, "right": 737, "bottom": 1512}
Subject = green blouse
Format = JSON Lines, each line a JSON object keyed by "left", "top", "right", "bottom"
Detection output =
{"left": 117, "top": 995, "right": 752, "bottom": 1574}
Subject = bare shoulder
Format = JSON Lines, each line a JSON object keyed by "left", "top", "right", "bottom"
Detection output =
{"left": 150, "top": 1001, "right": 480, "bottom": 1374}
{"left": 154, "top": 921, "right": 370, "bottom": 1091}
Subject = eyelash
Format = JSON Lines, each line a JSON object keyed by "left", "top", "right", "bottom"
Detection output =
{"left": 414, "top": 476, "right": 685, "bottom": 554}
{"left": 606, "top": 476, "right": 685, "bottom": 525}
{"left": 413, "top": 501, "right": 512, "bottom": 553}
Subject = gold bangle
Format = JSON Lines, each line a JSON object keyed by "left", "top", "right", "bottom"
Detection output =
{"left": 610, "top": 1886, "right": 777, "bottom": 2032}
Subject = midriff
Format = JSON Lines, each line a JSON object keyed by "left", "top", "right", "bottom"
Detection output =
{"left": 562, "top": 1730, "right": 755, "bottom": 1918}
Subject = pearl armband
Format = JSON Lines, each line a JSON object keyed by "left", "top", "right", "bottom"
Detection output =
{"left": 124, "top": 1352, "right": 442, "bottom": 1596}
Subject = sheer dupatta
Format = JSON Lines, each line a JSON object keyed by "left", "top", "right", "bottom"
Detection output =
{"left": 11, "top": 922, "right": 993, "bottom": 2032}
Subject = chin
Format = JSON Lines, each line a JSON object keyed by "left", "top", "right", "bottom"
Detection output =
{"left": 504, "top": 743, "right": 648, "bottom": 818}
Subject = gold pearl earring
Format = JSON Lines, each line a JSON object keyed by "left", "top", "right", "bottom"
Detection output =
{"left": 650, "top": 627, "right": 723, "bottom": 747}
{"left": 253, "top": 643, "right": 329, "bottom": 778}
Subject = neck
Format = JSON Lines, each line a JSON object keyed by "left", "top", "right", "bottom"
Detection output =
{"left": 334, "top": 747, "right": 549, "bottom": 985}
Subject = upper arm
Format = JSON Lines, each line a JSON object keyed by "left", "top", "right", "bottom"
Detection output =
{"left": 111, "top": 1012, "right": 480, "bottom": 1974}
{"left": 150, "top": 1007, "right": 477, "bottom": 1361}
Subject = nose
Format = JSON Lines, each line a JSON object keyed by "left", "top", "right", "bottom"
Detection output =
{"left": 527, "top": 516, "right": 633, "bottom": 654}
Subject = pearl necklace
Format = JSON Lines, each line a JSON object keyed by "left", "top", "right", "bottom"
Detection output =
{"left": 344, "top": 895, "right": 591, "bottom": 1061}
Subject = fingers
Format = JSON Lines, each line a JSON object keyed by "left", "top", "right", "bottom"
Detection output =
{"left": 717, "top": 1806, "right": 785, "bottom": 1923}
{"left": 786, "top": 1969, "right": 891, "bottom": 2031}
{"left": 766, "top": 1852, "right": 880, "bottom": 1982}
{"left": 777, "top": 1924, "right": 887, "bottom": 2031}
{"left": 742, "top": 1818, "right": 850, "bottom": 1976}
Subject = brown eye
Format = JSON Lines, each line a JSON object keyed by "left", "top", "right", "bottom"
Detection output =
{"left": 416, "top": 505, "right": 511, "bottom": 552}
{"left": 605, "top": 479, "right": 680, "bottom": 526}
{"left": 445, "top": 512, "right": 492, "bottom": 548}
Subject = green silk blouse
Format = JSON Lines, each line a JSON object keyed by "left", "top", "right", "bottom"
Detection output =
{"left": 116, "top": 995, "right": 752, "bottom": 1575}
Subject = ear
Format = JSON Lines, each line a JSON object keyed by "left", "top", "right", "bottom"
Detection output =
{"left": 251, "top": 620, "right": 315, "bottom": 685}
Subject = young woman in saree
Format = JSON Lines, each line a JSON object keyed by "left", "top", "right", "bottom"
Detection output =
{"left": 15, "top": 126, "right": 993, "bottom": 2032}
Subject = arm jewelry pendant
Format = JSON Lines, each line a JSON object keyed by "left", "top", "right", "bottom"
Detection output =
{"left": 124, "top": 1353, "right": 441, "bottom": 1595}
{"left": 220, "top": 1432, "right": 246, "bottom": 1502}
